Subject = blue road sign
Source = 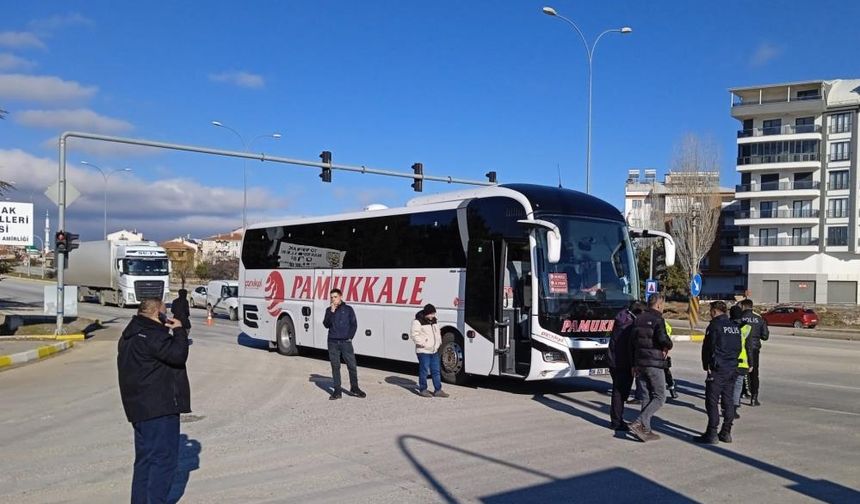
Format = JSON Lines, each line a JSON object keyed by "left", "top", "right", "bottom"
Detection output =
{"left": 645, "top": 279, "right": 658, "bottom": 301}
{"left": 690, "top": 273, "right": 702, "bottom": 297}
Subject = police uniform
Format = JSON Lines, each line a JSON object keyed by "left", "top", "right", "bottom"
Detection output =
{"left": 664, "top": 321, "right": 677, "bottom": 399}
{"left": 695, "top": 313, "right": 742, "bottom": 444}
{"left": 740, "top": 309, "right": 769, "bottom": 405}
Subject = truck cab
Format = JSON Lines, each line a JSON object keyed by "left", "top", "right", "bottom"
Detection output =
{"left": 206, "top": 280, "right": 240, "bottom": 321}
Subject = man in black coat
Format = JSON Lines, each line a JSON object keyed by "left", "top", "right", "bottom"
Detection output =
{"left": 118, "top": 298, "right": 191, "bottom": 504}
{"left": 739, "top": 298, "right": 769, "bottom": 406}
{"left": 171, "top": 289, "right": 192, "bottom": 331}
{"left": 629, "top": 294, "right": 673, "bottom": 442}
{"left": 608, "top": 300, "right": 644, "bottom": 431}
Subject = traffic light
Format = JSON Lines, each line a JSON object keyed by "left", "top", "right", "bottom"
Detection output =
{"left": 653, "top": 244, "right": 667, "bottom": 280}
{"left": 55, "top": 231, "right": 67, "bottom": 254}
{"left": 319, "top": 150, "right": 332, "bottom": 183}
{"left": 486, "top": 171, "right": 497, "bottom": 183}
{"left": 67, "top": 232, "right": 80, "bottom": 252}
{"left": 411, "top": 162, "right": 423, "bottom": 192}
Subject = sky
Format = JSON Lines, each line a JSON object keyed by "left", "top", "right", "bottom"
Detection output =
{"left": 2, "top": 0, "right": 859, "bottom": 242}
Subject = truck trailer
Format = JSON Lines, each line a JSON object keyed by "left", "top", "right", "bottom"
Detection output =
{"left": 65, "top": 240, "right": 171, "bottom": 307}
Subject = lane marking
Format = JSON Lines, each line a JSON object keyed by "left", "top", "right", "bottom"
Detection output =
{"left": 801, "top": 381, "right": 860, "bottom": 392}
{"left": 809, "top": 407, "right": 860, "bottom": 416}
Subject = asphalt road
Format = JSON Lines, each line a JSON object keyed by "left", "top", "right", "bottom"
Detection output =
{"left": 1, "top": 276, "right": 859, "bottom": 503}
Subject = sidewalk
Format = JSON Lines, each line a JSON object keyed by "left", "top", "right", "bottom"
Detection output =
{"left": 0, "top": 339, "right": 75, "bottom": 370}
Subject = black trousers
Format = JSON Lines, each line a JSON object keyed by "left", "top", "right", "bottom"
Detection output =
{"left": 664, "top": 356, "right": 675, "bottom": 389}
{"left": 749, "top": 349, "right": 761, "bottom": 397}
{"left": 705, "top": 367, "right": 737, "bottom": 433}
{"left": 609, "top": 367, "right": 634, "bottom": 427}
{"left": 328, "top": 339, "right": 359, "bottom": 391}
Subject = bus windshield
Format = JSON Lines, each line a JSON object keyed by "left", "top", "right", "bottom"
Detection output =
{"left": 123, "top": 259, "right": 169, "bottom": 276}
{"left": 535, "top": 216, "right": 638, "bottom": 318}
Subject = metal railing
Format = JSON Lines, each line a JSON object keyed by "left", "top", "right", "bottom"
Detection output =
{"left": 737, "top": 153, "right": 820, "bottom": 165}
{"left": 736, "top": 181, "right": 820, "bottom": 192}
{"left": 826, "top": 209, "right": 849, "bottom": 218}
{"left": 826, "top": 236, "right": 849, "bottom": 246}
{"left": 827, "top": 182, "right": 850, "bottom": 191}
{"left": 827, "top": 153, "right": 851, "bottom": 162}
{"left": 735, "top": 209, "right": 819, "bottom": 219}
{"left": 735, "top": 236, "right": 819, "bottom": 247}
{"left": 737, "top": 124, "right": 820, "bottom": 138}
{"left": 828, "top": 124, "right": 853, "bottom": 134}
{"left": 732, "top": 94, "right": 823, "bottom": 107}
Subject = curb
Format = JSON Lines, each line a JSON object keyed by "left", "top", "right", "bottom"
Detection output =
{"left": 0, "top": 334, "right": 87, "bottom": 341}
{"left": 672, "top": 334, "right": 705, "bottom": 342}
{"left": 0, "top": 341, "right": 75, "bottom": 370}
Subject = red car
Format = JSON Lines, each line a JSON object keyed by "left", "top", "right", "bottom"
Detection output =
{"left": 762, "top": 306, "right": 819, "bottom": 329}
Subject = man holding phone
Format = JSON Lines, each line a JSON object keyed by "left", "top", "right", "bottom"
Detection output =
{"left": 118, "top": 298, "right": 191, "bottom": 503}
{"left": 322, "top": 288, "right": 364, "bottom": 400}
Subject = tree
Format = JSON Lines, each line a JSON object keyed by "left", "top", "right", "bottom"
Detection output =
{"left": 195, "top": 261, "right": 211, "bottom": 281}
{"left": 174, "top": 258, "right": 196, "bottom": 290}
{"left": 665, "top": 134, "right": 722, "bottom": 292}
{"left": 637, "top": 243, "right": 687, "bottom": 299}
{"left": 209, "top": 258, "right": 239, "bottom": 280}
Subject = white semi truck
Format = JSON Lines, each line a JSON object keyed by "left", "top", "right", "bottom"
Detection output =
{"left": 65, "top": 240, "right": 171, "bottom": 307}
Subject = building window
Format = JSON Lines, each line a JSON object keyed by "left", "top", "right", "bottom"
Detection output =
{"left": 827, "top": 226, "right": 848, "bottom": 246}
{"left": 795, "top": 116, "right": 815, "bottom": 133}
{"left": 831, "top": 112, "right": 853, "bottom": 134}
{"left": 759, "top": 200, "right": 778, "bottom": 218}
{"left": 828, "top": 170, "right": 850, "bottom": 191}
{"left": 792, "top": 200, "right": 812, "bottom": 218}
{"left": 828, "top": 198, "right": 849, "bottom": 218}
{"left": 791, "top": 227, "right": 811, "bottom": 245}
{"left": 632, "top": 200, "right": 642, "bottom": 209}
{"left": 737, "top": 140, "right": 819, "bottom": 165}
{"left": 796, "top": 89, "right": 821, "bottom": 100}
{"left": 758, "top": 228, "right": 778, "bottom": 246}
{"left": 762, "top": 118, "right": 782, "bottom": 136}
{"left": 830, "top": 141, "right": 850, "bottom": 162}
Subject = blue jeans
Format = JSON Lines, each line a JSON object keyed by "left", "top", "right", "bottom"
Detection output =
{"left": 417, "top": 352, "right": 442, "bottom": 392}
{"left": 131, "top": 414, "right": 180, "bottom": 504}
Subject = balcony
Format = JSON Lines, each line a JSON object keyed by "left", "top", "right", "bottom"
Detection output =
{"left": 737, "top": 124, "right": 821, "bottom": 138}
{"left": 730, "top": 93, "right": 825, "bottom": 119}
{"left": 827, "top": 182, "right": 850, "bottom": 191}
{"left": 736, "top": 180, "right": 820, "bottom": 193}
{"left": 732, "top": 94, "right": 822, "bottom": 107}
{"left": 829, "top": 124, "right": 853, "bottom": 134}
{"left": 736, "top": 153, "right": 820, "bottom": 166}
{"left": 734, "top": 236, "right": 819, "bottom": 252}
{"left": 735, "top": 209, "right": 819, "bottom": 219}
{"left": 826, "top": 209, "right": 850, "bottom": 219}
{"left": 826, "top": 236, "right": 849, "bottom": 246}
{"left": 827, "top": 153, "right": 851, "bottom": 163}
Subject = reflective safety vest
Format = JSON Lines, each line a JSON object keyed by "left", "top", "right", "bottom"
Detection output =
{"left": 737, "top": 324, "right": 751, "bottom": 370}
{"left": 664, "top": 320, "right": 673, "bottom": 336}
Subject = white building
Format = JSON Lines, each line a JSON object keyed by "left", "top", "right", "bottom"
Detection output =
{"left": 199, "top": 229, "right": 243, "bottom": 262}
{"left": 730, "top": 78, "right": 860, "bottom": 304}
{"left": 625, "top": 169, "right": 747, "bottom": 297}
{"left": 107, "top": 229, "right": 144, "bottom": 241}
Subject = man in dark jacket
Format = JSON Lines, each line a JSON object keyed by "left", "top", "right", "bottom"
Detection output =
{"left": 739, "top": 298, "right": 768, "bottom": 406}
{"left": 608, "top": 300, "right": 644, "bottom": 431}
{"left": 629, "top": 294, "right": 673, "bottom": 442}
{"left": 694, "top": 300, "right": 742, "bottom": 444}
{"left": 322, "top": 288, "right": 364, "bottom": 400}
{"left": 117, "top": 298, "right": 191, "bottom": 504}
{"left": 171, "top": 289, "right": 191, "bottom": 331}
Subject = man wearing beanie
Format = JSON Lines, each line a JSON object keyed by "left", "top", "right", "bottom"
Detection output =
{"left": 411, "top": 303, "right": 449, "bottom": 398}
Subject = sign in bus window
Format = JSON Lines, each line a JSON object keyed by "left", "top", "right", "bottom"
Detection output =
{"left": 548, "top": 272, "right": 568, "bottom": 293}
{"left": 277, "top": 242, "right": 346, "bottom": 269}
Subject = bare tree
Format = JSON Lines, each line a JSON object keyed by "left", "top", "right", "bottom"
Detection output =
{"left": 665, "top": 134, "right": 722, "bottom": 287}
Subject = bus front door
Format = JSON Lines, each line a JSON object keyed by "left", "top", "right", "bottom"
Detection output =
{"left": 464, "top": 239, "right": 500, "bottom": 377}
{"left": 500, "top": 241, "right": 531, "bottom": 377}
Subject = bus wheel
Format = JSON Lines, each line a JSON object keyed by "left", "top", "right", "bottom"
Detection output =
{"left": 440, "top": 331, "right": 468, "bottom": 385}
{"left": 229, "top": 307, "right": 238, "bottom": 321}
{"left": 276, "top": 316, "right": 299, "bottom": 356}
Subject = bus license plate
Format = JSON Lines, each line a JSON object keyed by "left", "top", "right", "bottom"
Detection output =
{"left": 589, "top": 368, "right": 609, "bottom": 376}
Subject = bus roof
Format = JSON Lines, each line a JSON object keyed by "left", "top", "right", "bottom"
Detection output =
{"left": 502, "top": 184, "right": 625, "bottom": 222}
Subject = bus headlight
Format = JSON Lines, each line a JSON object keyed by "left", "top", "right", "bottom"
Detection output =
{"left": 542, "top": 350, "right": 567, "bottom": 363}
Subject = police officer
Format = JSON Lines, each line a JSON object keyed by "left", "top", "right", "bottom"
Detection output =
{"left": 738, "top": 298, "right": 769, "bottom": 406}
{"left": 729, "top": 304, "right": 752, "bottom": 419}
{"left": 694, "top": 301, "right": 741, "bottom": 444}
{"left": 664, "top": 320, "right": 678, "bottom": 400}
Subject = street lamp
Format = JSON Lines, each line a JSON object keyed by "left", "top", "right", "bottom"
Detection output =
{"left": 542, "top": 6, "right": 632, "bottom": 195}
{"left": 211, "top": 121, "right": 282, "bottom": 230}
{"left": 80, "top": 161, "right": 133, "bottom": 239}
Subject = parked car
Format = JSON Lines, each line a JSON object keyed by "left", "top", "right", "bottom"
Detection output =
{"left": 762, "top": 306, "right": 819, "bottom": 329}
{"left": 190, "top": 285, "right": 208, "bottom": 308}
{"left": 206, "top": 280, "right": 239, "bottom": 321}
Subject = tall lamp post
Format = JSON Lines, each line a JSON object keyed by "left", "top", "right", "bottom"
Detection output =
{"left": 542, "top": 6, "right": 632, "bottom": 195}
{"left": 80, "top": 161, "right": 132, "bottom": 239}
{"left": 211, "top": 121, "right": 282, "bottom": 230}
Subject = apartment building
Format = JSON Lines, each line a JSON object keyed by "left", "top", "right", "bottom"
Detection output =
{"left": 625, "top": 169, "right": 747, "bottom": 298}
{"left": 730, "top": 79, "right": 860, "bottom": 304}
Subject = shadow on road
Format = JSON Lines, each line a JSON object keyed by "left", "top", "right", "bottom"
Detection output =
{"left": 308, "top": 374, "right": 335, "bottom": 395}
{"left": 237, "top": 333, "right": 270, "bottom": 350}
{"left": 385, "top": 376, "right": 420, "bottom": 396}
{"left": 168, "top": 433, "right": 201, "bottom": 504}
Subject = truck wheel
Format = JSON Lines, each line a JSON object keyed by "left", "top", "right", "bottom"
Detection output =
{"left": 98, "top": 292, "right": 107, "bottom": 306}
{"left": 229, "top": 307, "right": 238, "bottom": 321}
{"left": 117, "top": 292, "right": 126, "bottom": 309}
{"left": 440, "top": 331, "right": 468, "bottom": 385}
{"left": 276, "top": 316, "right": 299, "bottom": 356}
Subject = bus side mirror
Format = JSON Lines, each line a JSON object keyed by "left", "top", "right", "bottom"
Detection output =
{"left": 663, "top": 236, "right": 676, "bottom": 267}
{"left": 546, "top": 229, "right": 561, "bottom": 264}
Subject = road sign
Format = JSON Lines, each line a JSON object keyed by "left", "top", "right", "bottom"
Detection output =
{"left": 690, "top": 273, "right": 703, "bottom": 297}
{"left": 45, "top": 181, "right": 80, "bottom": 207}
{"left": 0, "top": 201, "right": 34, "bottom": 246}
{"left": 645, "top": 279, "right": 658, "bottom": 300}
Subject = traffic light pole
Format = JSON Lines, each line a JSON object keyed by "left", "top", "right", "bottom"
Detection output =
{"left": 54, "top": 131, "right": 497, "bottom": 335}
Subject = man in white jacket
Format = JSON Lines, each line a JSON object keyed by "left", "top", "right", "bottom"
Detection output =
{"left": 411, "top": 304, "right": 449, "bottom": 398}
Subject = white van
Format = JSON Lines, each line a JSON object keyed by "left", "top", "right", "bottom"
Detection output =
{"left": 206, "top": 280, "right": 240, "bottom": 321}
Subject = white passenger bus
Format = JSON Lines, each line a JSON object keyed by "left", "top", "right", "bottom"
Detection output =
{"left": 239, "top": 184, "right": 674, "bottom": 384}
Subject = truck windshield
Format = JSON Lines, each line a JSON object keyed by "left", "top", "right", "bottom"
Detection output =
{"left": 535, "top": 216, "right": 638, "bottom": 318}
{"left": 123, "top": 259, "right": 169, "bottom": 275}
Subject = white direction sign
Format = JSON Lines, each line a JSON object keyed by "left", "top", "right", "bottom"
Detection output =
{"left": 0, "top": 201, "right": 34, "bottom": 246}
{"left": 45, "top": 180, "right": 81, "bottom": 207}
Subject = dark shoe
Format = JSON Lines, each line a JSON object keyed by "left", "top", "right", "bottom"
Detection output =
{"left": 693, "top": 432, "right": 718, "bottom": 444}
{"left": 628, "top": 421, "right": 647, "bottom": 442}
{"left": 718, "top": 430, "right": 733, "bottom": 443}
{"left": 669, "top": 388, "right": 678, "bottom": 399}
{"left": 734, "top": 411, "right": 740, "bottom": 420}
{"left": 329, "top": 391, "right": 342, "bottom": 401}
{"left": 626, "top": 399, "right": 642, "bottom": 405}
{"left": 643, "top": 431, "right": 661, "bottom": 442}
{"left": 751, "top": 396, "right": 761, "bottom": 406}
{"left": 418, "top": 389, "right": 433, "bottom": 398}
{"left": 433, "top": 390, "right": 449, "bottom": 398}
{"left": 350, "top": 388, "right": 367, "bottom": 398}
{"left": 610, "top": 423, "right": 630, "bottom": 432}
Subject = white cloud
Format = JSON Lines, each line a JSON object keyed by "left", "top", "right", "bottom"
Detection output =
{"left": 17, "top": 108, "right": 133, "bottom": 133}
{"left": 0, "top": 148, "right": 287, "bottom": 241}
{"left": 0, "top": 52, "right": 37, "bottom": 71}
{"left": 209, "top": 71, "right": 265, "bottom": 89}
{"left": 28, "top": 13, "right": 94, "bottom": 33}
{"left": 0, "top": 31, "right": 45, "bottom": 49}
{"left": 0, "top": 74, "right": 97, "bottom": 102}
{"left": 749, "top": 42, "right": 781, "bottom": 67}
